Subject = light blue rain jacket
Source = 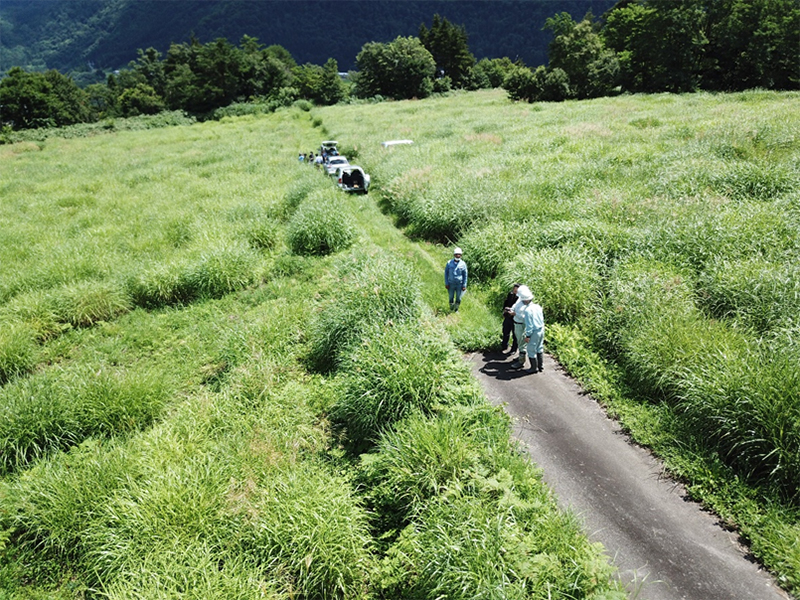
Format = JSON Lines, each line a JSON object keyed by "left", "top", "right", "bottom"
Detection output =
{"left": 444, "top": 258, "right": 468, "bottom": 288}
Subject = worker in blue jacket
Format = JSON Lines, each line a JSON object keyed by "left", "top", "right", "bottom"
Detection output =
{"left": 444, "top": 247, "right": 468, "bottom": 311}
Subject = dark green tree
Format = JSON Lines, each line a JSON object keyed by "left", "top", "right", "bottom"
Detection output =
{"left": 0, "top": 67, "right": 90, "bottom": 130}
{"left": 130, "top": 47, "right": 166, "bottom": 97}
{"left": 162, "top": 37, "right": 203, "bottom": 112}
{"left": 704, "top": 0, "right": 800, "bottom": 90}
{"left": 545, "top": 12, "right": 620, "bottom": 98}
{"left": 603, "top": 0, "right": 707, "bottom": 92}
{"left": 418, "top": 14, "right": 476, "bottom": 88}
{"left": 355, "top": 37, "right": 436, "bottom": 100}
{"left": 195, "top": 38, "right": 245, "bottom": 111}
{"left": 293, "top": 58, "right": 345, "bottom": 105}
{"left": 118, "top": 83, "right": 166, "bottom": 116}
{"left": 503, "top": 64, "right": 538, "bottom": 102}
{"left": 472, "top": 57, "right": 516, "bottom": 89}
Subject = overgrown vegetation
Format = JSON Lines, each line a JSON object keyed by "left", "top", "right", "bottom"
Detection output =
{"left": 314, "top": 88, "right": 800, "bottom": 594}
{"left": 0, "top": 101, "right": 624, "bottom": 598}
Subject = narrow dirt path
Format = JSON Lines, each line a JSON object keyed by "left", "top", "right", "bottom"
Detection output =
{"left": 469, "top": 349, "right": 790, "bottom": 600}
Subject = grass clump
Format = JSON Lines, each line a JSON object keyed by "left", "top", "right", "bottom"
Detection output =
{"left": 306, "top": 250, "right": 422, "bottom": 372}
{"left": 501, "top": 245, "right": 601, "bottom": 325}
{"left": 287, "top": 190, "right": 357, "bottom": 256}
{"left": 126, "top": 242, "right": 258, "bottom": 309}
{"left": 332, "top": 320, "right": 481, "bottom": 446}
{"left": 697, "top": 257, "right": 800, "bottom": 333}
{"left": 233, "top": 464, "right": 375, "bottom": 599}
{"left": 456, "top": 220, "right": 519, "bottom": 284}
{"left": 0, "top": 322, "right": 39, "bottom": 384}
{"left": 597, "top": 258, "right": 800, "bottom": 496}
{"left": 50, "top": 280, "right": 132, "bottom": 328}
{"left": 282, "top": 167, "right": 330, "bottom": 214}
{"left": 0, "top": 365, "right": 170, "bottom": 474}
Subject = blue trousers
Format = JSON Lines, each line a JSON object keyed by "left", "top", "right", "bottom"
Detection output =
{"left": 448, "top": 286, "right": 464, "bottom": 310}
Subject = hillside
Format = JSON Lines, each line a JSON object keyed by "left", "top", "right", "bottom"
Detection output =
{"left": 0, "top": 0, "right": 616, "bottom": 74}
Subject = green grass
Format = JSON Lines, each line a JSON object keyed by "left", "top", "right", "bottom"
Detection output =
{"left": 314, "top": 88, "right": 800, "bottom": 593}
{"left": 0, "top": 101, "right": 625, "bottom": 599}
{"left": 3, "top": 87, "right": 798, "bottom": 596}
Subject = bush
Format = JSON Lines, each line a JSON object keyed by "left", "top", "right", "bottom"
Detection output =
{"left": 332, "top": 321, "right": 480, "bottom": 445}
{"left": 306, "top": 250, "right": 422, "bottom": 372}
{"left": 287, "top": 192, "right": 357, "bottom": 256}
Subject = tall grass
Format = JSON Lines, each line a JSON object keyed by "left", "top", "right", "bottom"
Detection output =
{"left": 501, "top": 245, "right": 602, "bottom": 325}
{"left": 0, "top": 322, "right": 38, "bottom": 384}
{"left": 332, "top": 320, "right": 481, "bottom": 446}
{"left": 306, "top": 249, "right": 423, "bottom": 372}
{"left": 697, "top": 257, "right": 800, "bottom": 333}
{"left": 287, "top": 190, "right": 357, "bottom": 256}
{"left": 0, "top": 364, "right": 170, "bottom": 474}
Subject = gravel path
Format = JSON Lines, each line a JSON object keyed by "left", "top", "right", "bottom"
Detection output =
{"left": 469, "top": 350, "right": 791, "bottom": 600}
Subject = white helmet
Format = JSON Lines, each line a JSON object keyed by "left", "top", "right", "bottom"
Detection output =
{"left": 453, "top": 247, "right": 463, "bottom": 255}
{"left": 517, "top": 285, "right": 533, "bottom": 301}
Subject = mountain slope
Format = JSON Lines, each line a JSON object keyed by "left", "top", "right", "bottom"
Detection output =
{"left": 0, "top": 0, "right": 616, "bottom": 73}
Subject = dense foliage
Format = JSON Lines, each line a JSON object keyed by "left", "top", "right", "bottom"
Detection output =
{"left": 505, "top": 0, "right": 799, "bottom": 102}
{"left": 2, "top": 1, "right": 797, "bottom": 131}
{"left": 0, "top": 0, "right": 616, "bottom": 75}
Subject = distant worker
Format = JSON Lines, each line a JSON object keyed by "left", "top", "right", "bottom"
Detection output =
{"left": 501, "top": 283, "right": 520, "bottom": 353}
{"left": 298, "top": 153, "right": 304, "bottom": 162}
{"left": 444, "top": 247, "right": 468, "bottom": 312}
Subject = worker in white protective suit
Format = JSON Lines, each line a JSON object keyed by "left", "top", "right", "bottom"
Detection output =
{"left": 508, "top": 285, "right": 545, "bottom": 372}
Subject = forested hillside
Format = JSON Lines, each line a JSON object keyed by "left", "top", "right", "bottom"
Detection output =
{"left": 0, "top": 0, "right": 615, "bottom": 75}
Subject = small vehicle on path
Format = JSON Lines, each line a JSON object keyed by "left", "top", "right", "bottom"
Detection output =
{"left": 325, "top": 155, "right": 349, "bottom": 176}
{"left": 319, "top": 140, "right": 339, "bottom": 155}
{"left": 336, "top": 166, "right": 370, "bottom": 193}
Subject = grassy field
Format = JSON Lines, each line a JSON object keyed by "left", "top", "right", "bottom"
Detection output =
{"left": 313, "top": 88, "right": 800, "bottom": 594}
{"left": 0, "top": 103, "right": 623, "bottom": 598}
{"left": 1, "top": 88, "right": 798, "bottom": 597}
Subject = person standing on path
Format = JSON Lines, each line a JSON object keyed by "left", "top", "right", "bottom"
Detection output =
{"left": 502, "top": 283, "right": 520, "bottom": 353}
{"left": 444, "top": 248, "right": 468, "bottom": 312}
{"left": 523, "top": 292, "right": 545, "bottom": 372}
{"left": 508, "top": 285, "right": 544, "bottom": 371}
{"left": 508, "top": 285, "right": 532, "bottom": 369}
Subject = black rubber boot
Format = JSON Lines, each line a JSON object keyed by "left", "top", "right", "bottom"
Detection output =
{"left": 536, "top": 352, "right": 544, "bottom": 372}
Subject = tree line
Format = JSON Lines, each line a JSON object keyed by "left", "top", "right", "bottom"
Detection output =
{"left": 1, "top": 0, "right": 797, "bottom": 131}
{"left": 505, "top": 0, "right": 799, "bottom": 102}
